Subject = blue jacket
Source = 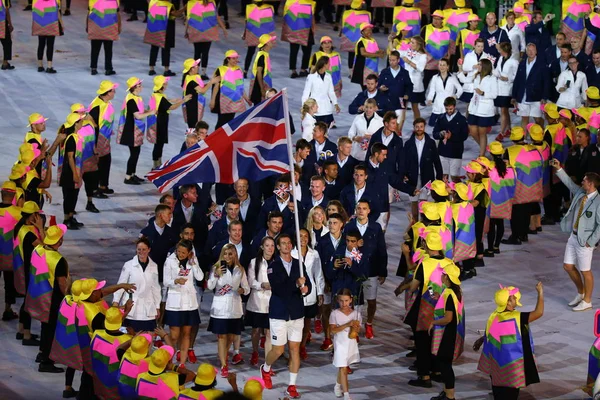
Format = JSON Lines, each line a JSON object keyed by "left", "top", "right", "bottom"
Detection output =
{"left": 586, "top": 63, "right": 600, "bottom": 91}
{"left": 204, "top": 217, "right": 231, "bottom": 257}
{"left": 250, "top": 230, "right": 279, "bottom": 259}
{"left": 586, "top": 17, "right": 600, "bottom": 51}
{"left": 345, "top": 219, "right": 388, "bottom": 277}
{"left": 331, "top": 155, "right": 359, "bottom": 187}
{"left": 240, "top": 197, "right": 262, "bottom": 244}
{"left": 171, "top": 200, "right": 209, "bottom": 257}
{"left": 524, "top": 22, "right": 551, "bottom": 55}
{"left": 140, "top": 223, "right": 178, "bottom": 282}
{"left": 479, "top": 26, "right": 510, "bottom": 60}
{"left": 544, "top": 45, "right": 560, "bottom": 67}
{"left": 324, "top": 179, "right": 343, "bottom": 200}
{"left": 304, "top": 139, "right": 338, "bottom": 184}
{"left": 348, "top": 90, "right": 393, "bottom": 116}
{"left": 512, "top": 57, "right": 549, "bottom": 103}
{"left": 268, "top": 256, "right": 312, "bottom": 321}
{"left": 339, "top": 182, "right": 380, "bottom": 221}
{"left": 300, "top": 195, "right": 330, "bottom": 215}
{"left": 432, "top": 111, "right": 469, "bottom": 159}
{"left": 366, "top": 160, "right": 415, "bottom": 213}
{"left": 365, "top": 128, "right": 404, "bottom": 175}
{"left": 402, "top": 133, "right": 443, "bottom": 187}
{"left": 256, "top": 196, "right": 305, "bottom": 235}
{"left": 377, "top": 67, "right": 413, "bottom": 110}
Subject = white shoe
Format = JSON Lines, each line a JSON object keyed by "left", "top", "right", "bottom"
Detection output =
{"left": 568, "top": 293, "right": 584, "bottom": 307}
{"left": 573, "top": 300, "right": 592, "bottom": 312}
{"left": 334, "top": 383, "right": 343, "bottom": 398}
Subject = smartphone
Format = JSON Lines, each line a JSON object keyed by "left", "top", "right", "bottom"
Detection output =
{"left": 566, "top": 80, "right": 571, "bottom": 88}
{"left": 128, "top": 292, "right": 133, "bottom": 301}
{"left": 594, "top": 309, "right": 600, "bottom": 337}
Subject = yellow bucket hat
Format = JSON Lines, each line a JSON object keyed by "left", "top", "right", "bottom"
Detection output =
{"left": 243, "top": 378, "right": 265, "bottom": 400}
{"left": 258, "top": 34, "right": 276, "bottom": 48}
{"left": 225, "top": 49, "right": 239, "bottom": 58}
{"left": 420, "top": 201, "right": 441, "bottom": 221}
{"left": 148, "top": 346, "right": 175, "bottom": 374}
{"left": 430, "top": 180, "right": 449, "bottom": 196}
{"left": 194, "top": 363, "right": 218, "bottom": 385}
{"left": 43, "top": 224, "right": 67, "bottom": 246}
{"left": 587, "top": 86, "right": 600, "bottom": 100}
{"left": 125, "top": 333, "right": 152, "bottom": 362}
{"left": 1, "top": 181, "right": 16, "bottom": 192}
{"left": 425, "top": 231, "right": 443, "bottom": 251}
{"left": 488, "top": 141, "right": 505, "bottom": 156}
{"left": 153, "top": 75, "right": 171, "bottom": 92}
{"left": 64, "top": 113, "right": 84, "bottom": 129}
{"left": 9, "top": 162, "right": 29, "bottom": 180}
{"left": 510, "top": 126, "right": 525, "bottom": 141}
{"left": 70, "top": 103, "right": 88, "bottom": 113}
{"left": 126, "top": 77, "right": 143, "bottom": 90}
{"left": 21, "top": 201, "right": 41, "bottom": 215}
{"left": 97, "top": 80, "right": 119, "bottom": 95}
{"left": 527, "top": 123, "right": 544, "bottom": 142}
{"left": 443, "top": 263, "right": 461, "bottom": 285}
{"left": 27, "top": 113, "right": 48, "bottom": 127}
{"left": 494, "top": 285, "right": 523, "bottom": 312}
{"left": 79, "top": 278, "right": 106, "bottom": 301}
{"left": 183, "top": 58, "right": 201, "bottom": 74}
{"left": 104, "top": 307, "right": 124, "bottom": 331}
{"left": 453, "top": 182, "right": 472, "bottom": 201}
{"left": 351, "top": 0, "right": 363, "bottom": 8}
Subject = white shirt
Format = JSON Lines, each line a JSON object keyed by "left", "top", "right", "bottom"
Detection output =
{"left": 559, "top": 59, "right": 568, "bottom": 72}
{"left": 458, "top": 51, "right": 490, "bottom": 93}
{"left": 381, "top": 131, "right": 394, "bottom": 146}
{"left": 369, "top": 159, "right": 379, "bottom": 169}
{"left": 314, "top": 140, "right": 326, "bottom": 157}
{"left": 301, "top": 113, "right": 317, "bottom": 141}
{"left": 468, "top": 75, "right": 498, "bottom": 117}
{"left": 354, "top": 184, "right": 366, "bottom": 202}
{"left": 493, "top": 56, "right": 519, "bottom": 97}
{"left": 301, "top": 72, "right": 338, "bottom": 116}
{"left": 523, "top": 57, "right": 536, "bottom": 103}
{"left": 247, "top": 258, "right": 272, "bottom": 313}
{"left": 181, "top": 202, "right": 194, "bottom": 223}
{"left": 312, "top": 195, "right": 325, "bottom": 207}
{"left": 426, "top": 73, "right": 463, "bottom": 114}
{"left": 356, "top": 219, "right": 368, "bottom": 236}
{"left": 348, "top": 112, "right": 384, "bottom": 161}
{"left": 281, "top": 256, "right": 293, "bottom": 275}
{"left": 399, "top": 50, "right": 427, "bottom": 92}
{"left": 293, "top": 183, "right": 303, "bottom": 202}
{"left": 445, "top": 111, "right": 457, "bottom": 122}
{"left": 229, "top": 240, "right": 243, "bottom": 259}
{"left": 390, "top": 66, "right": 400, "bottom": 78}
{"left": 330, "top": 233, "right": 342, "bottom": 250}
{"left": 367, "top": 90, "right": 378, "bottom": 99}
{"left": 163, "top": 253, "right": 204, "bottom": 312}
{"left": 239, "top": 196, "right": 250, "bottom": 220}
{"left": 291, "top": 248, "right": 325, "bottom": 306}
{"left": 207, "top": 263, "right": 250, "bottom": 319}
{"left": 504, "top": 25, "right": 525, "bottom": 61}
{"left": 153, "top": 221, "right": 164, "bottom": 235}
{"left": 415, "top": 136, "right": 425, "bottom": 174}
{"left": 556, "top": 69, "right": 589, "bottom": 109}
{"left": 337, "top": 155, "right": 348, "bottom": 168}
{"left": 277, "top": 197, "right": 288, "bottom": 212}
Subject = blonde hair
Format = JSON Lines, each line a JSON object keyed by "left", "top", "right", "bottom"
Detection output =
{"left": 337, "top": 136, "right": 352, "bottom": 146}
{"left": 301, "top": 98, "right": 317, "bottom": 120}
{"left": 306, "top": 205, "right": 328, "bottom": 233}
{"left": 214, "top": 243, "right": 244, "bottom": 274}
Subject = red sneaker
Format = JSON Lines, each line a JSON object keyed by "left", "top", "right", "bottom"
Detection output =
{"left": 261, "top": 365, "right": 273, "bottom": 389}
{"left": 269, "top": 369, "right": 277, "bottom": 376}
{"left": 154, "top": 339, "right": 164, "bottom": 348}
{"left": 232, "top": 353, "right": 244, "bottom": 365}
{"left": 365, "top": 323, "right": 374, "bottom": 339}
{"left": 286, "top": 385, "right": 301, "bottom": 398}
{"left": 220, "top": 365, "right": 229, "bottom": 378}
{"left": 176, "top": 350, "right": 181, "bottom": 362}
{"left": 306, "top": 331, "right": 312, "bottom": 345}
{"left": 314, "top": 319, "right": 323, "bottom": 334}
{"left": 300, "top": 345, "right": 308, "bottom": 360}
{"left": 188, "top": 349, "right": 197, "bottom": 364}
{"left": 320, "top": 338, "right": 333, "bottom": 351}
{"left": 250, "top": 351, "right": 259, "bottom": 366}
{"left": 259, "top": 335, "right": 266, "bottom": 349}
{"left": 347, "top": 366, "right": 353, "bottom": 374}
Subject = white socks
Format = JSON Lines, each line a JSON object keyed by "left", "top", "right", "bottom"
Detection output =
{"left": 289, "top": 372, "right": 298, "bottom": 386}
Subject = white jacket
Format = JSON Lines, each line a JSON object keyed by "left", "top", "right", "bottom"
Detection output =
{"left": 301, "top": 73, "right": 338, "bottom": 117}
{"left": 246, "top": 258, "right": 272, "bottom": 314}
{"left": 348, "top": 112, "right": 384, "bottom": 161}
{"left": 292, "top": 248, "right": 325, "bottom": 306}
{"left": 163, "top": 252, "right": 204, "bottom": 312}
{"left": 468, "top": 75, "right": 498, "bottom": 117}
{"left": 493, "top": 56, "right": 518, "bottom": 97}
{"left": 457, "top": 51, "right": 489, "bottom": 93}
{"left": 504, "top": 25, "right": 525, "bottom": 61}
{"left": 556, "top": 70, "right": 588, "bottom": 109}
{"left": 426, "top": 74, "right": 463, "bottom": 115}
{"left": 310, "top": 226, "right": 329, "bottom": 248}
{"left": 113, "top": 256, "right": 162, "bottom": 321}
{"left": 399, "top": 50, "right": 427, "bottom": 93}
{"left": 301, "top": 113, "right": 317, "bottom": 141}
{"left": 207, "top": 264, "right": 250, "bottom": 319}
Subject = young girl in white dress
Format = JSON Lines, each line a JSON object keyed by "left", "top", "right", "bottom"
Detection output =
{"left": 330, "top": 288, "right": 361, "bottom": 400}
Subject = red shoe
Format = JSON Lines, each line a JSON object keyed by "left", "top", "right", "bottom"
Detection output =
{"left": 320, "top": 338, "right": 333, "bottom": 351}
{"left": 300, "top": 345, "right": 308, "bottom": 360}
{"left": 221, "top": 365, "right": 229, "bottom": 378}
{"left": 286, "top": 385, "right": 301, "bottom": 398}
{"left": 178, "top": 363, "right": 186, "bottom": 371}
{"left": 250, "top": 351, "right": 259, "bottom": 366}
{"left": 306, "top": 331, "right": 312, "bottom": 345}
{"left": 365, "top": 323, "right": 374, "bottom": 339}
{"left": 259, "top": 336, "right": 266, "bottom": 349}
{"left": 176, "top": 350, "right": 181, "bottom": 362}
{"left": 154, "top": 339, "right": 164, "bottom": 348}
{"left": 188, "top": 349, "right": 197, "bottom": 364}
{"left": 486, "top": 126, "right": 492, "bottom": 134}
{"left": 314, "top": 319, "right": 323, "bottom": 334}
{"left": 269, "top": 369, "right": 277, "bottom": 376}
{"left": 232, "top": 353, "right": 244, "bottom": 365}
{"left": 347, "top": 366, "right": 353, "bottom": 375}
{"left": 261, "top": 364, "right": 273, "bottom": 389}
{"left": 356, "top": 336, "right": 360, "bottom": 344}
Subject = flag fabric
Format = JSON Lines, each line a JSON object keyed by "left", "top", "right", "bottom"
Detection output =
{"left": 487, "top": 166, "right": 516, "bottom": 220}
{"left": 588, "top": 337, "right": 600, "bottom": 387}
{"left": 89, "top": 97, "right": 115, "bottom": 157}
{"left": 0, "top": 0, "right": 7, "bottom": 39}
{"left": 0, "top": 206, "right": 20, "bottom": 271}
{"left": 425, "top": 25, "right": 450, "bottom": 61}
{"left": 451, "top": 202, "right": 476, "bottom": 262}
{"left": 282, "top": 0, "right": 315, "bottom": 46}
{"left": 561, "top": 0, "right": 592, "bottom": 41}
{"left": 148, "top": 91, "right": 290, "bottom": 192}
{"left": 507, "top": 145, "right": 544, "bottom": 204}
{"left": 460, "top": 29, "right": 480, "bottom": 57}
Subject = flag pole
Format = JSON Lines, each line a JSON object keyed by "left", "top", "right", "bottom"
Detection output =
{"left": 281, "top": 88, "right": 304, "bottom": 278}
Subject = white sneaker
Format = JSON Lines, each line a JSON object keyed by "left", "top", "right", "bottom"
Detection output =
{"left": 573, "top": 300, "right": 592, "bottom": 312}
{"left": 334, "top": 383, "right": 343, "bottom": 398}
{"left": 568, "top": 293, "right": 584, "bottom": 307}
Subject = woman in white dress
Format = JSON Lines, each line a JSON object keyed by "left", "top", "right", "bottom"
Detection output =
{"left": 348, "top": 98, "right": 384, "bottom": 161}
{"left": 400, "top": 36, "right": 427, "bottom": 119}
{"left": 300, "top": 98, "right": 318, "bottom": 141}
{"left": 301, "top": 56, "right": 341, "bottom": 128}
{"left": 467, "top": 59, "right": 498, "bottom": 156}
{"left": 493, "top": 42, "right": 519, "bottom": 140}
{"left": 503, "top": 11, "right": 525, "bottom": 61}
{"left": 113, "top": 237, "right": 162, "bottom": 333}
{"left": 457, "top": 38, "right": 489, "bottom": 110}
{"left": 556, "top": 55, "right": 588, "bottom": 110}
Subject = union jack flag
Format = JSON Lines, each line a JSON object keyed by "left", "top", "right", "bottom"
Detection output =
{"left": 218, "top": 284, "right": 233, "bottom": 295}
{"left": 350, "top": 248, "right": 362, "bottom": 262}
{"left": 148, "top": 92, "right": 291, "bottom": 192}
{"left": 273, "top": 184, "right": 290, "bottom": 199}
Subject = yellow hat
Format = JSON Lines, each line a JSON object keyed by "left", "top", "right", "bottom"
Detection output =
{"left": 70, "top": 103, "right": 88, "bottom": 113}
{"left": 455, "top": 0, "right": 465, "bottom": 7}
{"left": 443, "top": 264, "right": 461, "bottom": 285}
{"left": 1, "top": 181, "right": 16, "bottom": 192}
{"left": 494, "top": 285, "right": 523, "bottom": 312}
{"left": 320, "top": 35, "right": 333, "bottom": 44}
{"left": 9, "top": 163, "right": 28, "bottom": 180}
{"left": 587, "top": 86, "right": 600, "bottom": 100}
{"left": 425, "top": 231, "right": 443, "bottom": 251}
{"left": 27, "top": 113, "right": 48, "bottom": 127}
{"left": 97, "top": 80, "right": 119, "bottom": 95}
{"left": 488, "top": 141, "right": 505, "bottom": 156}
{"left": 19, "top": 143, "right": 39, "bottom": 165}
{"left": 510, "top": 126, "right": 525, "bottom": 141}
{"left": 153, "top": 75, "right": 171, "bottom": 92}
{"left": 430, "top": 180, "right": 449, "bottom": 196}
{"left": 225, "top": 49, "right": 239, "bottom": 58}
{"left": 573, "top": 106, "right": 592, "bottom": 121}
{"left": 527, "top": 123, "right": 544, "bottom": 142}
{"left": 453, "top": 182, "right": 472, "bottom": 201}
{"left": 420, "top": 201, "right": 440, "bottom": 221}
{"left": 464, "top": 160, "right": 483, "bottom": 174}
{"left": 402, "top": 0, "right": 414, "bottom": 4}
{"left": 546, "top": 109, "right": 560, "bottom": 120}
{"left": 467, "top": 13, "right": 481, "bottom": 22}
{"left": 126, "top": 77, "right": 143, "bottom": 90}
{"left": 243, "top": 378, "right": 264, "bottom": 400}
{"left": 360, "top": 22, "right": 374, "bottom": 31}
{"left": 21, "top": 201, "right": 41, "bottom": 215}
{"left": 476, "top": 156, "right": 492, "bottom": 170}
{"left": 148, "top": 346, "right": 175, "bottom": 374}
{"left": 64, "top": 113, "right": 84, "bottom": 129}
{"left": 71, "top": 279, "right": 84, "bottom": 302}
{"left": 351, "top": 0, "right": 363, "bottom": 8}
{"left": 125, "top": 333, "right": 153, "bottom": 362}
{"left": 183, "top": 58, "right": 201, "bottom": 74}
{"left": 559, "top": 109, "right": 572, "bottom": 119}
{"left": 79, "top": 278, "right": 106, "bottom": 301}
{"left": 258, "top": 34, "right": 276, "bottom": 48}
{"left": 513, "top": 1, "right": 524, "bottom": 12}
{"left": 104, "top": 307, "right": 124, "bottom": 331}
{"left": 432, "top": 10, "right": 444, "bottom": 18}
{"left": 43, "top": 224, "right": 67, "bottom": 246}
{"left": 194, "top": 363, "right": 218, "bottom": 386}
{"left": 395, "top": 22, "right": 411, "bottom": 32}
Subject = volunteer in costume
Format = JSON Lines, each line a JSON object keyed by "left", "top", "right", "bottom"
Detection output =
{"left": 528, "top": 123, "right": 551, "bottom": 234}
{"left": 144, "top": 0, "right": 180, "bottom": 77}
{"left": 302, "top": 53, "right": 341, "bottom": 128}
{"left": 57, "top": 113, "right": 85, "bottom": 230}
{"left": 185, "top": 0, "right": 228, "bottom": 79}
{"left": 243, "top": 0, "right": 275, "bottom": 78}
{"left": 339, "top": 0, "right": 370, "bottom": 76}
{"left": 475, "top": 283, "right": 544, "bottom": 400}
{"left": 350, "top": 23, "right": 384, "bottom": 89}
{"left": 117, "top": 333, "right": 153, "bottom": 399}
{"left": 89, "top": 80, "right": 118, "bottom": 195}
{"left": 309, "top": 36, "right": 343, "bottom": 99}
{"left": 464, "top": 161, "right": 490, "bottom": 268}
{"left": 87, "top": 0, "right": 120, "bottom": 76}
{"left": 32, "top": 0, "right": 63, "bottom": 73}
{"left": 210, "top": 50, "right": 251, "bottom": 129}
{"left": 0, "top": 182, "right": 21, "bottom": 323}
{"left": 135, "top": 345, "right": 195, "bottom": 399}
{"left": 112, "top": 237, "right": 161, "bottom": 332}
{"left": 147, "top": 75, "right": 191, "bottom": 169}
{"left": 450, "top": 183, "right": 477, "bottom": 279}
{"left": 458, "top": 14, "right": 480, "bottom": 60}
{"left": 117, "top": 77, "right": 156, "bottom": 185}
{"left": 181, "top": 58, "right": 215, "bottom": 130}
{"left": 442, "top": 0, "right": 471, "bottom": 68}
{"left": 249, "top": 34, "right": 276, "bottom": 105}
{"left": 25, "top": 224, "right": 69, "bottom": 373}
{"left": 493, "top": 42, "right": 518, "bottom": 141}
{"left": 467, "top": 58, "right": 498, "bottom": 157}
{"left": 421, "top": 10, "right": 450, "bottom": 92}
{"left": 281, "top": 0, "right": 316, "bottom": 78}
{"left": 178, "top": 363, "right": 225, "bottom": 399}
{"left": 0, "top": 0, "right": 14, "bottom": 70}
{"left": 9, "top": 162, "right": 48, "bottom": 212}
{"left": 429, "top": 264, "right": 464, "bottom": 400}
{"left": 400, "top": 36, "right": 426, "bottom": 119}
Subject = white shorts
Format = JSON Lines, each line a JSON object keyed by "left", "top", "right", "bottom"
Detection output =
{"left": 376, "top": 212, "right": 389, "bottom": 231}
{"left": 517, "top": 102, "right": 542, "bottom": 118}
{"left": 409, "top": 176, "right": 431, "bottom": 202}
{"left": 362, "top": 276, "right": 379, "bottom": 301}
{"left": 564, "top": 233, "right": 595, "bottom": 272}
{"left": 439, "top": 156, "right": 462, "bottom": 177}
{"left": 270, "top": 318, "right": 304, "bottom": 346}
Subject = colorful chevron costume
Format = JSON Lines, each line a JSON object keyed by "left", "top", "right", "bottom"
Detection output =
{"left": 118, "top": 356, "right": 150, "bottom": 399}
{"left": 79, "top": 123, "right": 98, "bottom": 173}
{"left": 186, "top": 0, "right": 218, "bottom": 43}
{"left": 432, "top": 288, "right": 465, "bottom": 361}
{"left": 117, "top": 93, "right": 146, "bottom": 147}
{"left": 146, "top": 93, "right": 167, "bottom": 144}
{"left": 392, "top": 5, "right": 421, "bottom": 38}
{"left": 144, "top": 0, "right": 173, "bottom": 48}
{"left": 0, "top": 205, "right": 20, "bottom": 272}
{"left": 560, "top": 0, "right": 593, "bottom": 42}
{"left": 12, "top": 225, "right": 39, "bottom": 295}
{"left": 0, "top": 0, "right": 9, "bottom": 40}
{"left": 136, "top": 370, "right": 180, "bottom": 400}
{"left": 182, "top": 74, "right": 206, "bottom": 125}
{"left": 89, "top": 96, "right": 115, "bottom": 157}
{"left": 32, "top": 0, "right": 60, "bottom": 37}
{"left": 24, "top": 245, "right": 64, "bottom": 323}
{"left": 487, "top": 165, "right": 516, "bottom": 219}
{"left": 91, "top": 329, "right": 134, "bottom": 400}
{"left": 451, "top": 202, "right": 476, "bottom": 262}
{"left": 281, "top": 0, "right": 315, "bottom": 46}
{"left": 425, "top": 24, "right": 450, "bottom": 70}
{"left": 507, "top": 144, "right": 543, "bottom": 204}
{"left": 588, "top": 337, "right": 600, "bottom": 389}
{"left": 249, "top": 50, "right": 273, "bottom": 96}
{"left": 459, "top": 29, "right": 480, "bottom": 58}
{"left": 57, "top": 132, "right": 84, "bottom": 189}
{"left": 341, "top": 9, "right": 371, "bottom": 52}
{"left": 416, "top": 256, "right": 450, "bottom": 332}
{"left": 216, "top": 65, "right": 246, "bottom": 114}
{"left": 245, "top": 3, "right": 275, "bottom": 47}
{"left": 356, "top": 37, "right": 380, "bottom": 85}
{"left": 87, "top": 0, "right": 120, "bottom": 41}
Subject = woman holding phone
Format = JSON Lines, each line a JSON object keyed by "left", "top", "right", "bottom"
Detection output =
{"left": 556, "top": 55, "right": 588, "bottom": 110}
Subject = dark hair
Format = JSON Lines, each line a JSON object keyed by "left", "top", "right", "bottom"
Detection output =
{"left": 474, "top": 38, "right": 485, "bottom": 46}
{"left": 584, "top": 172, "right": 600, "bottom": 188}
{"left": 560, "top": 43, "right": 572, "bottom": 52}
{"left": 228, "top": 220, "right": 243, "bottom": 232}
{"left": 383, "top": 111, "right": 397, "bottom": 124}
{"left": 224, "top": 197, "right": 241, "bottom": 207}
{"left": 327, "top": 212, "right": 345, "bottom": 223}
{"left": 159, "top": 193, "right": 173, "bottom": 204}
{"left": 326, "top": 200, "right": 349, "bottom": 222}
{"left": 179, "top": 184, "right": 197, "bottom": 197}
{"left": 365, "top": 73, "right": 378, "bottom": 82}
{"left": 450, "top": 282, "right": 463, "bottom": 302}
{"left": 314, "top": 121, "right": 329, "bottom": 135}
{"left": 498, "top": 42, "right": 512, "bottom": 55}
{"left": 356, "top": 199, "right": 371, "bottom": 209}
{"left": 155, "top": 204, "right": 170, "bottom": 216}
{"left": 180, "top": 223, "right": 195, "bottom": 234}
{"left": 300, "top": 227, "right": 313, "bottom": 249}
{"left": 371, "top": 142, "right": 387, "bottom": 156}
{"left": 267, "top": 210, "right": 284, "bottom": 222}
{"left": 276, "top": 233, "right": 293, "bottom": 246}
{"left": 594, "top": 49, "right": 600, "bottom": 56}
{"left": 255, "top": 236, "right": 276, "bottom": 280}
{"left": 532, "top": 10, "right": 542, "bottom": 18}
{"left": 192, "top": 378, "right": 217, "bottom": 391}
{"left": 431, "top": 191, "right": 449, "bottom": 202}
{"left": 336, "top": 287, "right": 353, "bottom": 299}
{"left": 443, "top": 97, "right": 456, "bottom": 107}
{"left": 136, "top": 237, "right": 151, "bottom": 248}
{"left": 296, "top": 138, "right": 311, "bottom": 151}
{"left": 276, "top": 173, "right": 291, "bottom": 186}
{"left": 389, "top": 50, "right": 400, "bottom": 59}
{"left": 345, "top": 228, "right": 362, "bottom": 240}
{"left": 354, "top": 164, "right": 368, "bottom": 174}
{"left": 323, "top": 159, "right": 337, "bottom": 170}
{"left": 314, "top": 55, "right": 330, "bottom": 72}
{"left": 177, "top": 239, "right": 193, "bottom": 252}
{"left": 579, "top": 128, "right": 591, "bottom": 138}
{"left": 413, "top": 117, "right": 426, "bottom": 126}
{"left": 438, "top": 57, "right": 449, "bottom": 67}
{"left": 492, "top": 155, "right": 508, "bottom": 178}
{"left": 311, "top": 175, "right": 326, "bottom": 186}
{"left": 195, "top": 120, "right": 209, "bottom": 131}
{"left": 504, "top": 11, "right": 515, "bottom": 19}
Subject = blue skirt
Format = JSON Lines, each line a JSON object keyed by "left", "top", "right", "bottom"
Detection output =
{"left": 245, "top": 310, "right": 270, "bottom": 329}
{"left": 408, "top": 91, "right": 425, "bottom": 104}
{"left": 494, "top": 95, "right": 512, "bottom": 108}
{"left": 304, "top": 303, "right": 318, "bottom": 319}
{"left": 315, "top": 114, "right": 334, "bottom": 126}
{"left": 208, "top": 317, "right": 244, "bottom": 335}
{"left": 124, "top": 318, "right": 157, "bottom": 332}
{"left": 164, "top": 310, "right": 201, "bottom": 327}
{"left": 459, "top": 92, "right": 473, "bottom": 103}
{"left": 428, "top": 113, "right": 443, "bottom": 127}
{"left": 467, "top": 114, "right": 496, "bottom": 128}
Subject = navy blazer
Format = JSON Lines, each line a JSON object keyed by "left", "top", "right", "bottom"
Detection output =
{"left": 479, "top": 26, "right": 510, "bottom": 60}
{"left": 432, "top": 111, "right": 469, "bottom": 159}
{"left": 377, "top": 66, "right": 413, "bottom": 110}
{"left": 300, "top": 195, "right": 330, "bottom": 215}
{"left": 348, "top": 90, "right": 393, "bottom": 116}
{"left": 256, "top": 196, "right": 305, "bottom": 235}
{"left": 586, "top": 64, "right": 600, "bottom": 92}
{"left": 339, "top": 182, "right": 380, "bottom": 221}
{"left": 544, "top": 45, "right": 559, "bottom": 67}
{"left": 212, "top": 239, "right": 251, "bottom": 270}
{"left": 365, "top": 161, "right": 414, "bottom": 213}
{"left": 345, "top": 219, "right": 388, "bottom": 277}
{"left": 324, "top": 180, "right": 343, "bottom": 200}
{"left": 239, "top": 197, "right": 262, "bottom": 244}
{"left": 525, "top": 22, "right": 551, "bottom": 55}
{"left": 204, "top": 217, "right": 231, "bottom": 257}
{"left": 268, "top": 256, "right": 312, "bottom": 321}
{"left": 549, "top": 59, "right": 568, "bottom": 102}
{"left": 365, "top": 128, "right": 404, "bottom": 175}
{"left": 304, "top": 139, "right": 338, "bottom": 184}
{"left": 332, "top": 155, "right": 359, "bottom": 187}
{"left": 512, "top": 58, "right": 549, "bottom": 103}
{"left": 171, "top": 200, "right": 209, "bottom": 256}
{"left": 402, "top": 133, "right": 443, "bottom": 188}
{"left": 140, "top": 223, "right": 178, "bottom": 282}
